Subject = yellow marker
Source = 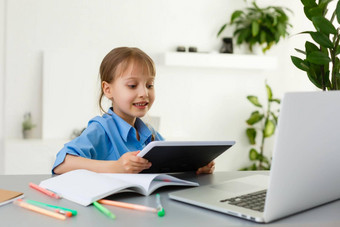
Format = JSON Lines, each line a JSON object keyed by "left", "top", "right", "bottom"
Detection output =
{"left": 14, "top": 199, "right": 66, "bottom": 220}
{"left": 98, "top": 199, "right": 157, "bottom": 213}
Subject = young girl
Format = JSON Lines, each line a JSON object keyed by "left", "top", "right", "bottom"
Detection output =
{"left": 52, "top": 47, "right": 215, "bottom": 175}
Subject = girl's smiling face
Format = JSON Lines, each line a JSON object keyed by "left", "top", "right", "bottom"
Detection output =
{"left": 102, "top": 60, "right": 155, "bottom": 126}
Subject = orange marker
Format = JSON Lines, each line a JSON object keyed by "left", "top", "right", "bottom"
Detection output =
{"left": 56, "top": 209, "right": 72, "bottom": 217}
{"left": 29, "top": 182, "right": 61, "bottom": 199}
{"left": 98, "top": 199, "right": 157, "bottom": 213}
{"left": 14, "top": 199, "right": 66, "bottom": 220}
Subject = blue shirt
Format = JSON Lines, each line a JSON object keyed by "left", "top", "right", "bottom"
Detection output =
{"left": 52, "top": 108, "right": 164, "bottom": 173}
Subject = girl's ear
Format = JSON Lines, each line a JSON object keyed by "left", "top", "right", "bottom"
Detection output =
{"left": 102, "top": 81, "right": 113, "bottom": 99}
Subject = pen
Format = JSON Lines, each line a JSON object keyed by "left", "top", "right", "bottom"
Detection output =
{"left": 14, "top": 199, "right": 66, "bottom": 220}
{"left": 156, "top": 193, "right": 165, "bottom": 217}
{"left": 25, "top": 199, "right": 77, "bottom": 216}
{"left": 98, "top": 199, "right": 157, "bottom": 213}
{"left": 29, "top": 182, "right": 61, "bottom": 199}
{"left": 93, "top": 201, "right": 116, "bottom": 220}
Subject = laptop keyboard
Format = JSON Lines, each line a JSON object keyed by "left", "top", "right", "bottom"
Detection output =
{"left": 220, "top": 189, "right": 267, "bottom": 212}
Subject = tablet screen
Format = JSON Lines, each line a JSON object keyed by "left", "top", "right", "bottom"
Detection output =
{"left": 138, "top": 141, "right": 235, "bottom": 173}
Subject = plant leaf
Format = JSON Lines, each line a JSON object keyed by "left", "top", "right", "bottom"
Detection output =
{"left": 217, "top": 24, "right": 227, "bottom": 37}
{"left": 305, "top": 41, "right": 319, "bottom": 53}
{"left": 337, "top": 0, "right": 340, "bottom": 24}
{"left": 295, "top": 48, "right": 306, "bottom": 55}
{"left": 309, "top": 31, "right": 333, "bottom": 48}
{"left": 291, "top": 56, "right": 309, "bottom": 71}
{"left": 264, "top": 120, "right": 275, "bottom": 138}
{"left": 306, "top": 51, "right": 331, "bottom": 65}
{"left": 236, "top": 29, "right": 250, "bottom": 45}
{"left": 301, "top": 0, "right": 317, "bottom": 7}
{"left": 304, "top": 6, "right": 323, "bottom": 20}
{"left": 260, "top": 31, "right": 266, "bottom": 44}
{"left": 307, "top": 70, "right": 323, "bottom": 89}
{"left": 336, "top": 46, "right": 340, "bottom": 56}
{"left": 270, "top": 112, "right": 279, "bottom": 125}
{"left": 312, "top": 16, "right": 337, "bottom": 35}
{"left": 247, "top": 96, "right": 262, "bottom": 107}
{"left": 266, "top": 84, "right": 273, "bottom": 100}
{"left": 277, "top": 23, "right": 285, "bottom": 38}
{"left": 269, "top": 98, "right": 281, "bottom": 104}
{"left": 249, "top": 148, "right": 259, "bottom": 161}
{"left": 230, "top": 10, "right": 243, "bottom": 23}
{"left": 246, "top": 111, "right": 264, "bottom": 125}
{"left": 252, "top": 20, "right": 260, "bottom": 37}
{"left": 246, "top": 128, "right": 257, "bottom": 145}
{"left": 251, "top": 163, "right": 257, "bottom": 170}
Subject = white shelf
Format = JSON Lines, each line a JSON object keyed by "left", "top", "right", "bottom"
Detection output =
{"left": 161, "top": 52, "right": 277, "bottom": 70}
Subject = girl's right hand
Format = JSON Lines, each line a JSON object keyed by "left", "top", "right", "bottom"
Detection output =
{"left": 116, "top": 151, "right": 152, "bottom": 173}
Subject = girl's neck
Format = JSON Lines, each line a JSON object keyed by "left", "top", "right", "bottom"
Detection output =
{"left": 112, "top": 109, "right": 136, "bottom": 126}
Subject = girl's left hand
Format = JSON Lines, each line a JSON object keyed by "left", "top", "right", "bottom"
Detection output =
{"left": 196, "top": 161, "right": 215, "bottom": 174}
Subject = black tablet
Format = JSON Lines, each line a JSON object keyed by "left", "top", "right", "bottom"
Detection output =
{"left": 137, "top": 141, "right": 235, "bottom": 173}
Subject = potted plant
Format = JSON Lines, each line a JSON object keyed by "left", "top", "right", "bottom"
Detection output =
{"left": 291, "top": 0, "right": 340, "bottom": 90}
{"left": 22, "top": 112, "right": 36, "bottom": 139}
{"left": 217, "top": 0, "right": 292, "bottom": 53}
{"left": 241, "top": 82, "right": 281, "bottom": 170}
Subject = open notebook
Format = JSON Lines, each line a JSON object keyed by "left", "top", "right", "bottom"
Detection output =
{"left": 39, "top": 169, "right": 198, "bottom": 206}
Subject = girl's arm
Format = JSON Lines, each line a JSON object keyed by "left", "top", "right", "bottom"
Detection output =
{"left": 54, "top": 151, "right": 152, "bottom": 174}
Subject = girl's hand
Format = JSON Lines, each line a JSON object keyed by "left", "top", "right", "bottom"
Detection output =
{"left": 196, "top": 161, "right": 215, "bottom": 175}
{"left": 117, "top": 151, "right": 152, "bottom": 173}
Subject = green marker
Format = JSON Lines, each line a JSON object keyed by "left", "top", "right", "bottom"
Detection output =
{"left": 93, "top": 201, "right": 116, "bottom": 220}
{"left": 25, "top": 199, "right": 78, "bottom": 216}
{"left": 156, "top": 194, "right": 165, "bottom": 217}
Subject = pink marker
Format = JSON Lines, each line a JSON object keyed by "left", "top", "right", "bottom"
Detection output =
{"left": 29, "top": 182, "right": 61, "bottom": 199}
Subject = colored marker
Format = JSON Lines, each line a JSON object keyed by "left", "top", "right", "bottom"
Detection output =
{"left": 98, "top": 199, "right": 157, "bottom": 213}
{"left": 14, "top": 199, "right": 66, "bottom": 220}
{"left": 156, "top": 194, "right": 165, "bottom": 217}
{"left": 55, "top": 209, "right": 72, "bottom": 217}
{"left": 29, "top": 182, "right": 61, "bottom": 199}
{"left": 93, "top": 201, "right": 116, "bottom": 220}
{"left": 25, "top": 199, "right": 77, "bottom": 216}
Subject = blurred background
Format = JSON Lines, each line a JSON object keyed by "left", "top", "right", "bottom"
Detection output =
{"left": 0, "top": 0, "right": 323, "bottom": 174}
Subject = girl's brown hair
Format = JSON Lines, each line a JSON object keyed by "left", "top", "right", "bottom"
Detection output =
{"left": 98, "top": 47, "right": 156, "bottom": 113}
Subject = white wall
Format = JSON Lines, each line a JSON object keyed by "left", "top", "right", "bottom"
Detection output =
{"left": 0, "top": 0, "right": 5, "bottom": 174}
{"left": 3, "top": 0, "right": 318, "bottom": 172}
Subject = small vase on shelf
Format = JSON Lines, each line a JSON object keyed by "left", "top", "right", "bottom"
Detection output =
{"left": 219, "top": 37, "right": 233, "bottom": 54}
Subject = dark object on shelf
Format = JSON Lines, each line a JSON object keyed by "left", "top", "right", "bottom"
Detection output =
{"left": 188, "top": 46, "right": 197, "bottom": 52}
{"left": 220, "top": 37, "right": 233, "bottom": 53}
{"left": 176, "top": 46, "right": 186, "bottom": 52}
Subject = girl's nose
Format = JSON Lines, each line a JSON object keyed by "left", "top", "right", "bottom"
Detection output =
{"left": 139, "top": 86, "right": 148, "bottom": 97}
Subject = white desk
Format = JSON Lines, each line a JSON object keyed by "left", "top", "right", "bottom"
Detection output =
{"left": 1, "top": 171, "right": 339, "bottom": 226}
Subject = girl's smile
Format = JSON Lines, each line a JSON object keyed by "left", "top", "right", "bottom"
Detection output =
{"left": 133, "top": 101, "right": 149, "bottom": 109}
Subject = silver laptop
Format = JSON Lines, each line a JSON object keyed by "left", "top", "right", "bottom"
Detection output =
{"left": 169, "top": 91, "right": 340, "bottom": 223}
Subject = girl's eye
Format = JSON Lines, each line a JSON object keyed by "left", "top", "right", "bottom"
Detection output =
{"left": 128, "top": 85, "right": 136, "bottom": 88}
{"left": 147, "top": 84, "right": 154, "bottom": 89}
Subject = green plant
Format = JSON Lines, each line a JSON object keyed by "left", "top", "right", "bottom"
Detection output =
{"left": 291, "top": 0, "right": 340, "bottom": 90}
{"left": 22, "top": 112, "right": 36, "bottom": 131}
{"left": 217, "top": 1, "right": 292, "bottom": 53}
{"left": 241, "top": 83, "right": 281, "bottom": 170}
